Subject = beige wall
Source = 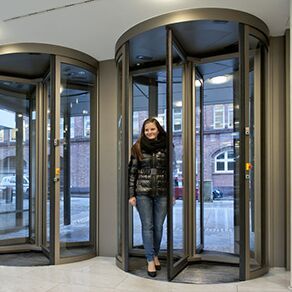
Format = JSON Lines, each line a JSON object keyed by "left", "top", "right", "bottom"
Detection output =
{"left": 267, "top": 36, "right": 287, "bottom": 267}
{"left": 285, "top": 29, "right": 290, "bottom": 270}
{"left": 98, "top": 60, "right": 117, "bottom": 256}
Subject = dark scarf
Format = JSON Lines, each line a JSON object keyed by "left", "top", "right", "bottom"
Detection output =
{"left": 140, "top": 135, "right": 167, "bottom": 154}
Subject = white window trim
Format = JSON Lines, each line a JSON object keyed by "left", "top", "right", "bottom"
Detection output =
{"left": 213, "top": 104, "right": 225, "bottom": 129}
{"left": 70, "top": 117, "right": 75, "bottom": 138}
{"left": 0, "top": 129, "right": 4, "bottom": 142}
{"left": 214, "top": 150, "right": 234, "bottom": 173}
{"left": 173, "top": 107, "right": 182, "bottom": 132}
{"left": 9, "top": 128, "right": 16, "bottom": 142}
{"left": 83, "top": 115, "right": 90, "bottom": 137}
{"left": 227, "top": 104, "right": 233, "bottom": 129}
{"left": 133, "top": 111, "right": 139, "bottom": 136}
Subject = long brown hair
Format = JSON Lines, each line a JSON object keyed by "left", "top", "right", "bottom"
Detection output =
{"left": 131, "top": 117, "right": 166, "bottom": 161}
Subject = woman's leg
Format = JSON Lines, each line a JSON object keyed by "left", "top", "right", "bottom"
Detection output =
{"left": 153, "top": 195, "right": 167, "bottom": 257}
{"left": 136, "top": 195, "right": 155, "bottom": 262}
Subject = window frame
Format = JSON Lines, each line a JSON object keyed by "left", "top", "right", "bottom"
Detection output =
{"left": 214, "top": 149, "right": 234, "bottom": 173}
{"left": 213, "top": 104, "right": 225, "bottom": 129}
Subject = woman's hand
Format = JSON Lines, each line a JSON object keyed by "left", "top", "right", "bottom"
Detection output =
{"left": 129, "top": 197, "right": 136, "bottom": 206}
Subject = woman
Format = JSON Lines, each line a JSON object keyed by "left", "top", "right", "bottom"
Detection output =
{"left": 128, "top": 117, "right": 168, "bottom": 278}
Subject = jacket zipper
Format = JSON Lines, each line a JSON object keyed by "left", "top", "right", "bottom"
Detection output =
{"left": 152, "top": 153, "right": 157, "bottom": 196}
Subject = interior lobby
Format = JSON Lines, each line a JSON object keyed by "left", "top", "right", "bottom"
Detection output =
{"left": 0, "top": 0, "right": 290, "bottom": 291}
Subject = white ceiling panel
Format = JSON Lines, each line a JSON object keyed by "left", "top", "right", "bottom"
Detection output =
{"left": 0, "top": 0, "right": 289, "bottom": 61}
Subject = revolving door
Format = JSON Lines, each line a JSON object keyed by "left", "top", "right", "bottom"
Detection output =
{"left": 116, "top": 8, "right": 268, "bottom": 282}
{"left": 0, "top": 45, "right": 98, "bottom": 265}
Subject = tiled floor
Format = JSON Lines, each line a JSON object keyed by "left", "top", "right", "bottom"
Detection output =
{"left": 0, "top": 256, "right": 290, "bottom": 292}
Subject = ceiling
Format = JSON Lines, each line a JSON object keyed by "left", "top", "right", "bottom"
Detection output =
{"left": 0, "top": 0, "right": 289, "bottom": 61}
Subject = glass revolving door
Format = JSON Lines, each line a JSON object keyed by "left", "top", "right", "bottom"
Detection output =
{"left": 0, "top": 46, "right": 98, "bottom": 266}
{"left": 116, "top": 8, "right": 268, "bottom": 282}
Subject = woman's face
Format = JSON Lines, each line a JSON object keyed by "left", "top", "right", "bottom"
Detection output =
{"left": 144, "top": 122, "right": 159, "bottom": 140}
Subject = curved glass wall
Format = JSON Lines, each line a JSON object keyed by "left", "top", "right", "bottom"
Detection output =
{"left": 0, "top": 46, "right": 98, "bottom": 265}
{"left": 116, "top": 8, "right": 268, "bottom": 282}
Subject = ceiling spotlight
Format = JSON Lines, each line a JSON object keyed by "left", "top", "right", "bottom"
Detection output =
{"left": 136, "top": 55, "right": 152, "bottom": 61}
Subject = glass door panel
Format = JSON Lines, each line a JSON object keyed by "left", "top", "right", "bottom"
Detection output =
{"left": 197, "top": 58, "right": 239, "bottom": 254}
{"left": 0, "top": 80, "right": 35, "bottom": 245}
{"left": 117, "top": 57, "right": 123, "bottom": 260}
{"left": 44, "top": 77, "right": 51, "bottom": 250}
{"left": 172, "top": 66, "right": 184, "bottom": 254}
{"left": 131, "top": 69, "right": 168, "bottom": 278}
{"left": 167, "top": 29, "right": 188, "bottom": 280}
{"left": 59, "top": 62, "right": 95, "bottom": 257}
{"left": 194, "top": 74, "right": 203, "bottom": 251}
{"left": 248, "top": 35, "right": 263, "bottom": 272}
{"left": 116, "top": 44, "right": 129, "bottom": 271}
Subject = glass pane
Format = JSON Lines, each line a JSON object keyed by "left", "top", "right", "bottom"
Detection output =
{"left": 30, "top": 91, "right": 37, "bottom": 242}
{"left": 132, "top": 70, "right": 168, "bottom": 251}
{"left": 228, "top": 151, "right": 234, "bottom": 159}
{"left": 199, "top": 58, "right": 239, "bottom": 254}
{"left": 228, "top": 161, "right": 234, "bottom": 171}
{"left": 172, "top": 66, "right": 184, "bottom": 254}
{"left": 59, "top": 63, "right": 95, "bottom": 257}
{"left": 45, "top": 77, "right": 51, "bottom": 249}
{"left": 249, "top": 35, "right": 262, "bottom": 270}
{"left": 195, "top": 76, "right": 202, "bottom": 249}
{"left": 117, "top": 59, "right": 123, "bottom": 258}
{"left": 217, "top": 153, "right": 225, "bottom": 160}
{"left": 0, "top": 81, "right": 34, "bottom": 244}
{"left": 217, "top": 162, "right": 225, "bottom": 171}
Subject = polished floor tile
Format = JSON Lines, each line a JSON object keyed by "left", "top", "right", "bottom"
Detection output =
{"left": 0, "top": 256, "right": 290, "bottom": 292}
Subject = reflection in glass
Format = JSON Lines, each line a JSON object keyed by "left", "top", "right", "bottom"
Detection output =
{"left": 0, "top": 81, "right": 34, "bottom": 244}
{"left": 200, "top": 59, "right": 238, "bottom": 254}
{"left": 195, "top": 76, "right": 202, "bottom": 249}
{"left": 59, "top": 63, "right": 94, "bottom": 257}
{"left": 249, "top": 35, "right": 262, "bottom": 270}
{"left": 117, "top": 59, "right": 123, "bottom": 258}
{"left": 172, "top": 66, "right": 184, "bottom": 253}
{"left": 45, "top": 77, "right": 51, "bottom": 248}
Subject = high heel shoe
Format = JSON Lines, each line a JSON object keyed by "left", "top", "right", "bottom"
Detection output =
{"left": 155, "top": 264, "right": 161, "bottom": 270}
{"left": 147, "top": 270, "right": 157, "bottom": 277}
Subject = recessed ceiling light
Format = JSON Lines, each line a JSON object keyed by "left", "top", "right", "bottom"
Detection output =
{"left": 195, "top": 80, "right": 201, "bottom": 87}
{"left": 208, "top": 75, "right": 231, "bottom": 85}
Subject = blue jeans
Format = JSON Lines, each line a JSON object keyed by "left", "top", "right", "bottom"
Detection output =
{"left": 136, "top": 195, "right": 167, "bottom": 262}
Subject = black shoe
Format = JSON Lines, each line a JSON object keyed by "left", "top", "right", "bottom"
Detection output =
{"left": 147, "top": 270, "right": 157, "bottom": 277}
{"left": 155, "top": 264, "right": 161, "bottom": 270}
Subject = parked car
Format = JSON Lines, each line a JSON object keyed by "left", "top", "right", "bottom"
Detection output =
{"left": 0, "top": 175, "right": 29, "bottom": 198}
{"left": 212, "top": 188, "right": 224, "bottom": 199}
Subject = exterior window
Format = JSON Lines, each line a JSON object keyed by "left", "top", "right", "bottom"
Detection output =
{"left": 213, "top": 105, "right": 224, "bottom": 129}
{"left": 228, "top": 104, "right": 233, "bottom": 128}
{"left": 83, "top": 115, "right": 90, "bottom": 137}
{"left": 155, "top": 109, "right": 181, "bottom": 131}
{"left": 215, "top": 150, "right": 234, "bottom": 173}
{"left": 60, "top": 117, "right": 64, "bottom": 140}
{"left": 157, "top": 112, "right": 166, "bottom": 129}
{"left": 23, "top": 119, "right": 29, "bottom": 142}
{"left": 133, "top": 111, "right": 139, "bottom": 136}
{"left": 0, "top": 129, "right": 4, "bottom": 142}
{"left": 70, "top": 117, "right": 75, "bottom": 138}
{"left": 10, "top": 128, "right": 16, "bottom": 142}
{"left": 173, "top": 108, "right": 182, "bottom": 132}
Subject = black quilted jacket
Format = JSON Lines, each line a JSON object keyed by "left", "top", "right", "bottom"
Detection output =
{"left": 128, "top": 148, "right": 168, "bottom": 198}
